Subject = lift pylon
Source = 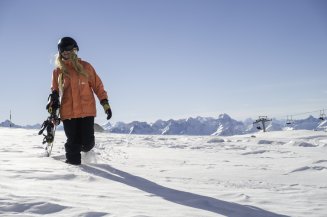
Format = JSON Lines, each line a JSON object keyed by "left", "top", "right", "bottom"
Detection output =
{"left": 253, "top": 116, "right": 272, "bottom": 132}
{"left": 319, "top": 110, "right": 326, "bottom": 121}
{"left": 286, "top": 115, "right": 293, "bottom": 125}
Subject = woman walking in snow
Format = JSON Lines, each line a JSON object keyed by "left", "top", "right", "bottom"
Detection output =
{"left": 47, "top": 36, "right": 112, "bottom": 165}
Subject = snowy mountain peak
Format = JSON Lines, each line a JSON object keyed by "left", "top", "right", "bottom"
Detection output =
{"left": 102, "top": 122, "right": 112, "bottom": 130}
{"left": 218, "top": 113, "right": 232, "bottom": 121}
{"left": 0, "top": 120, "right": 21, "bottom": 128}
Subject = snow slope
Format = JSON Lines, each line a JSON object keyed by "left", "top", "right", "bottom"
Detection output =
{"left": 0, "top": 128, "right": 326, "bottom": 217}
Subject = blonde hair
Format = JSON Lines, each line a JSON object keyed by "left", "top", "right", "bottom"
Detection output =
{"left": 55, "top": 50, "right": 88, "bottom": 77}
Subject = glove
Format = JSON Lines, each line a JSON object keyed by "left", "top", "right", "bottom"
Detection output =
{"left": 100, "top": 99, "right": 112, "bottom": 120}
{"left": 46, "top": 90, "right": 60, "bottom": 115}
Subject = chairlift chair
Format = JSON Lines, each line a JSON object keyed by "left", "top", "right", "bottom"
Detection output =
{"left": 255, "top": 122, "right": 262, "bottom": 130}
{"left": 252, "top": 121, "right": 262, "bottom": 130}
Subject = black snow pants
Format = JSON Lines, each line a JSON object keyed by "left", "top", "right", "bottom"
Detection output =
{"left": 63, "top": 116, "right": 95, "bottom": 165}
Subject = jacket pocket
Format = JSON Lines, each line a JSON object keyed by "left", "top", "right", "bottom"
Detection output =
{"left": 80, "top": 80, "right": 94, "bottom": 103}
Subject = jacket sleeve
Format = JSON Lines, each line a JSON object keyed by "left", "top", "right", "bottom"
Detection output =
{"left": 51, "top": 69, "right": 60, "bottom": 92}
{"left": 87, "top": 63, "right": 108, "bottom": 101}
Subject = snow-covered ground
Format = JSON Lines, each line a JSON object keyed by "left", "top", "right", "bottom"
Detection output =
{"left": 0, "top": 128, "right": 326, "bottom": 217}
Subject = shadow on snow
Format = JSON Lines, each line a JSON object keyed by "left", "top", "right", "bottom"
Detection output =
{"left": 81, "top": 164, "right": 289, "bottom": 217}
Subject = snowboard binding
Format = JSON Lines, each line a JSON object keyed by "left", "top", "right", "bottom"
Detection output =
{"left": 39, "top": 90, "right": 61, "bottom": 156}
{"left": 39, "top": 114, "right": 60, "bottom": 157}
{"left": 39, "top": 115, "right": 60, "bottom": 144}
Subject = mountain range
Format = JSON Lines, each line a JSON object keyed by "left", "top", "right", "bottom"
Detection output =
{"left": 1, "top": 114, "right": 326, "bottom": 136}
{"left": 102, "top": 114, "right": 327, "bottom": 136}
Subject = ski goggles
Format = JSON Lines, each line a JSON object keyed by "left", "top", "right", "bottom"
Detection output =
{"left": 59, "top": 44, "right": 76, "bottom": 53}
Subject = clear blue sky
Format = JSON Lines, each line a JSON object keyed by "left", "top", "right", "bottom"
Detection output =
{"left": 0, "top": 0, "right": 326, "bottom": 125}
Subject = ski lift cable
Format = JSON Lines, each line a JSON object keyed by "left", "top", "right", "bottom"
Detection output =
{"left": 288, "top": 109, "right": 322, "bottom": 117}
{"left": 262, "top": 108, "right": 327, "bottom": 120}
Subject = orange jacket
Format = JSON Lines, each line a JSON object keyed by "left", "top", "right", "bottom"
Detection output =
{"left": 51, "top": 60, "right": 108, "bottom": 120}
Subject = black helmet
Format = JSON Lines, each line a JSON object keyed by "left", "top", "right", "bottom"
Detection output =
{"left": 58, "top": 37, "right": 79, "bottom": 53}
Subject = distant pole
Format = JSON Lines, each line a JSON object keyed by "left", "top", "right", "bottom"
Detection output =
{"left": 10, "top": 110, "right": 12, "bottom": 128}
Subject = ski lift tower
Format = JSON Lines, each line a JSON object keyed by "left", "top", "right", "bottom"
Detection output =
{"left": 253, "top": 116, "right": 272, "bottom": 132}
{"left": 286, "top": 115, "right": 293, "bottom": 125}
{"left": 10, "top": 110, "right": 12, "bottom": 128}
{"left": 319, "top": 110, "right": 326, "bottom": 121}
